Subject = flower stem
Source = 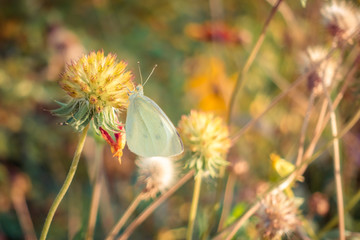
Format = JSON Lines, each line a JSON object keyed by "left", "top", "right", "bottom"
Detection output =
{"left": 329, "top": 111, "right": 345, "bottom": 240}
{"left": 186, "top": 171, "right": 203, "bottom": 240}
{"left": 215, "top": 1, "right": 283, "bottom": 236}
{"left": 217, "top": 171, "right": 236, "bottom": 231}
{"left": 106, "top": 193, "right": 144, "bottom": 240}
{"left": 295, "top": 91, "right": 315, "bottom": 167}
{"left": 117, "top": 171, "right": 194, "bottom": 240}
{"left": 227, "top": 0, "right": 283, "bottom": 124}
{"left": 40, "top": 124, "right": 89, "bottom": 240}
{"left": 318, "top": 59, "right": 345, "bottom": 240}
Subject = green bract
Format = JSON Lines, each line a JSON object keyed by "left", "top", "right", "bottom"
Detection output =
{"left": 52, "top": 99, "right": 121, "bottom": 134}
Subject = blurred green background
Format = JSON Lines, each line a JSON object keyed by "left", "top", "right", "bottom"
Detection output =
{"left": 1, "top": 0, "right": 360, "bottom": 239}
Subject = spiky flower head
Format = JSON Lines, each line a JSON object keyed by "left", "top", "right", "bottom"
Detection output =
{"left": 321, "top": 1, "right": 360, "bottom": 43}
{"left": 52, "top": 50, "right": 134, "bottom": 133}
{"left": 137, "top": 157, "right": 176, "bottom": 199}
{"left": 257, "top": 191, "right": 301, "bottom": 240}
{"left": 300, "top": 46, "right": 337, "bottom": 96}
{"left": 178, "top": 110, "right": 231, "bottom": 178}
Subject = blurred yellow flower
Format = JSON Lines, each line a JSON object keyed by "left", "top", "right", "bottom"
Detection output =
{"left": 178, "top": 110, "right": 231, "bottom": 178}
{"left": 184, "top": 56, "right": 236, "bottom": 117}
{"left": 270, "top": 153, "right": 295, "bottom": 178}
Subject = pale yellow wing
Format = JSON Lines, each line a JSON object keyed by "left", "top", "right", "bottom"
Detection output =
{"left": 125, "top": 93, "right": 183, "bottom": 158}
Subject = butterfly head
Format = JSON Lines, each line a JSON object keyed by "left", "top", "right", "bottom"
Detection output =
{"left": 135, "top": 84, "right": 144, "bottom": 94}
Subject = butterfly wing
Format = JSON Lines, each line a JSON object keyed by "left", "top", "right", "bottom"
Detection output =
{"left": 126, "top": 93, "right": 183, "bottom": 158}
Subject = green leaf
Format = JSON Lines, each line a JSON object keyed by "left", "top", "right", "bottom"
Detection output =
{"left": 225, "top": 202, "right": 248, "bottom": 227}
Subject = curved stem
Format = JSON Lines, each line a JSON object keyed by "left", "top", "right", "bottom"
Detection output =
{"left": 295, "top": 92, "right": 315, "bottom": 167}
{"left": 40, "top": 124, "right": 89, "bottom": 240}
{"left": 217, "top": 171, "right": 236, "bottom": 231}
{"left": 330, "top": 112, "right": 345, "bottom": 240}
{"left": 227, "top": 0, "right": 283, "bottom": 124}
{"left": 231, "top": 73, "right": 306, "bottom": 143}
{"left": 186, "top": 172, "right": 203, "bottom": 240}
{"left": 86, "top": 144, "right": 104, "bottom": 240}
{"left": 319, "top": 66, "right": 345, "bottom": 240}
{"left": 106, "top": 193, "right": 144, "bottom": 240}
{"left": 329, "top": 109, "right": 345, "bottom": 240}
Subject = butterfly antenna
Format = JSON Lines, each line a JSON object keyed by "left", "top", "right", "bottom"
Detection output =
{"left": 137, "top": 61, "right": 144, "bottom": 85}
{"left": 143, "top": 64, "right": 158, "bottom": 86}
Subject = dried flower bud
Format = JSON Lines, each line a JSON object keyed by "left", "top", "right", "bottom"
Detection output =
{"left": 137, "top": 157, "right": 176, "bottom": 199}
{"left": 300, "top": 46, "right": 337, "bottom": 96}
{"left": 257, "top": 191, "right": 301, "bottom": 240}
{"left": 321, "top": 1, "right": 360, "bottom": 43}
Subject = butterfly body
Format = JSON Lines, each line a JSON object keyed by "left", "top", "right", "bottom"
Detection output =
{"left": 125, "top": 85, "right": 184, "bottom": 158}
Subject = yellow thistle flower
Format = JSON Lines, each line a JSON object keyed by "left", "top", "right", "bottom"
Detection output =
{"left": 178, "top": 110, "right": 231, "bottom": 178}
{"left": 52, "top": 50, "right": 134, "bottom": 133}
{"left": 257, "top": 191, "right": 301, "bottom": 240}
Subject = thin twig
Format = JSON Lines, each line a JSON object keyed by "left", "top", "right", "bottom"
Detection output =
{"left": 314, "top": 99, "right": 328, "bottom": 136}
{"left": 231, "top": 73, "right": 307, "bottom": 143}
{"left": 106, "top": 193, "right": 144, "bottom": 240}
{"left": 329, "top": 107, "right": 345, "bottom": 240}
{"left": 295, "top": 91, "right": 315, "bottom": 167}
{"left": 319, "top": 56, "right": 346, "bottom": 240}
{"left": 230, "top": 34, "right": 349, "bottom": 143}
{"left": 186, "top": 172, "right": 203, "bottom": 240}
{"left": 217, "top": 9, "right": 360, "bottom": 240}
{"left": 227, "top": 0, "right": 283, "bottom": 124}
{"left": 86, "top": 144, "right": 104, "bottom": 240}
{"left": 214, "top": 2, "right": 283, "bottom": 236}
{"left": 222, "top": 202, "right": 261, "bottom": 240}
{"left": 217, "top": 171, "right": 236, "bottom": 231}
{"left": 304, "top": 55, "right": 359, "bottom": 162}
{"left": 11, "top": 178, "right": 37, "bottom": 240}
{"left": 117, "top": 171, "right": 194, "bottom": 240}
{"left": 216, "top": 94, "right": 360, "bottom": 240}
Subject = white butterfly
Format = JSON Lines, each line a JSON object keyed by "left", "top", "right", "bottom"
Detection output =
{"left": 125, "top": 66, "right": 184, "bottom": 158}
